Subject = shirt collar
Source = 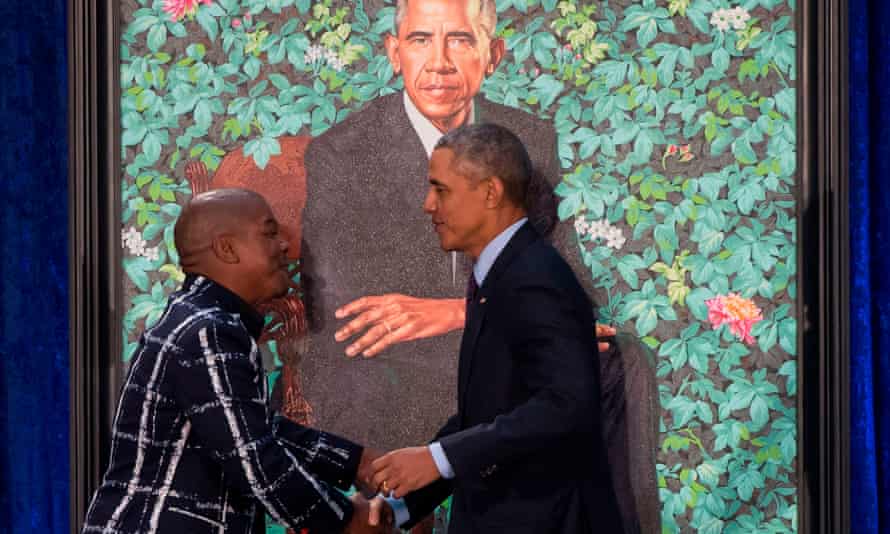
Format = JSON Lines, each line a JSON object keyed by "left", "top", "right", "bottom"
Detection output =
{"left": 403, "top": 91, "right": 475, "bottom": 158}
{"left": 473, "top": 218, "right": 528, "bottom": 286}
{"left": 183, "top": 273, "right": 265, "bottom": 340}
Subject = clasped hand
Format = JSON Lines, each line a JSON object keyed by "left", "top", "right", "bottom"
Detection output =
{"left": 358, "top": 446, "right": 441, "bottom": 500}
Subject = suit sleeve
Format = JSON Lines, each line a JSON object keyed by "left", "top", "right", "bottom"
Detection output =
{"left": 438, "top": 278, "right": 601, "bottom": 482}
{"left": 169, "top": 319, "right": 361, "bottom": 533}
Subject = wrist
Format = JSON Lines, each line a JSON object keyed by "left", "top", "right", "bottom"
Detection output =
{"left": 452, "top": 298, "right": 467, "bottom": 328}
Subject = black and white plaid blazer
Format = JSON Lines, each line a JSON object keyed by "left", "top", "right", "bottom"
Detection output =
{"left": 82, "top": 274, "right": 362, "bottom": 534}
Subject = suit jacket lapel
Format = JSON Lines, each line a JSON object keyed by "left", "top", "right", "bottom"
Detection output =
{"left": 457, "top": 222, "right": 540, "bottom": 412}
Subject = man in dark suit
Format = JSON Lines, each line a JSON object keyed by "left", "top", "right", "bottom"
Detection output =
{"left": 81, "top": 189, "right": 391, "bottom": 534}
{"left": 368, "top": 124, "right": 623, "bottom": 533}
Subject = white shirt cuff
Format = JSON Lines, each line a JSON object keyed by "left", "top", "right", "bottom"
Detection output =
{"left": 429, "top": 442, "right": 455, "bottom": 479}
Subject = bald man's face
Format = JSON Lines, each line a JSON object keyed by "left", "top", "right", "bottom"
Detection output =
{"left": 232, "top": 200, "right": 291, "bottom": 304}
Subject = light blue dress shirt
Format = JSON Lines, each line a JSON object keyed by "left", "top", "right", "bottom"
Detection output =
{"left": 387, "top": 218, "right": 528, "bottom": 527}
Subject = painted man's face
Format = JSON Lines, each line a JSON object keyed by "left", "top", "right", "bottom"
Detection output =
{"left": 385, "top": 0, "right": 504, "bottom": 131}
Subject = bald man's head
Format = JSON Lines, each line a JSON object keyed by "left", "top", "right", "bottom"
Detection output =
{"left": 175, "top": 188, "right": 267, "bottom": 268}
{"left": 174, "top": 188, "right": 291, "bottom": 305}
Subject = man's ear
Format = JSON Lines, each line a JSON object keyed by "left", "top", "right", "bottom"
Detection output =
{"left": 211, "top": 235, "right": 239, "bottom": 264}
{"left": 485, "top": 176, "right": 506, "bottom": 208}
{"left": 384, "top": 34, "right": 401, "bottom": 75}
{"left": 486, "top": 37, "right": 505, "bottom": 75}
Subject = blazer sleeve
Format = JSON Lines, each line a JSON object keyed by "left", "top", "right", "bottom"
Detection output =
{"left": 438, "top": 278, "right": 601, "bottom": 482}
{"left": 169, "top": 319, "right": 361, "bottom": 533}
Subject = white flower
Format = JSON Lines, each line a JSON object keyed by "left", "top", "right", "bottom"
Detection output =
{"left": 327, "top": 54, "right": 346, "bottom": 71}
{"left": 144, "top": 246, "right": 160, "bottom": 262}
{"left": 710, "top": 8, "right": 731, "bottom": 31}
{"left": 121, "top": 226, "right": 140, "bottom": 245}
{"left": 582, "top": 219, "right": 626, "bottom": 250}
{"left": 605, "top": 226, "right": 626, "bottom": 250}
{"left": 122, "top": 226, "right": 148, "bottom": 256}
{"left": 728, "top": 6, "right": 751, "bottom": 30}
{"left": 606, "top": 237, "right": 625, "bottom": 249}
{"left": 574, "top": 217, "right": 589, "bottom": 234}
{"left": 303, "top": 44, "right": 325, "bottom": 64}
{"left": 587, "top": 219, "right": 610, "bottom": 240}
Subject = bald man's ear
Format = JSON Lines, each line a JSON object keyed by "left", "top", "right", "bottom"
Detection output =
{"left": 211, "top": 235, "right": 240, "bottom": 264}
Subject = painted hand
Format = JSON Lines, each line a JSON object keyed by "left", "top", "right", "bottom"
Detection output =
{"left": 335, "top": 295, "right": 465, "bottom": 357}
{"left": 596, "top": 323, "right": 617, "bottom": 353}
{"left": 370, "top": 446, "right": 441, "bottom": 499}
{"left": 344, "top": 493, "right": 394, "bottom": 534}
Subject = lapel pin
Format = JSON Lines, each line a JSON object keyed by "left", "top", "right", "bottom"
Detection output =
{"left": 479, "top": 297, "right": 487, "bottom": 304}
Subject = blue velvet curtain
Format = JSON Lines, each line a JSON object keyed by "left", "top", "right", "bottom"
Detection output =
{"left": 0, "top": 0, "right": 69, "bottom": 531}
{"left": 850, "top": 0, "right": 890, "bottom": 533}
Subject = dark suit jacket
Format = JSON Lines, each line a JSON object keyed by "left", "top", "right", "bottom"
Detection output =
{"left": 82, "top": 275, "right": 362, "bottom": 534}
{"left": 403, "top": 223, "right": 624, "bottom": 534}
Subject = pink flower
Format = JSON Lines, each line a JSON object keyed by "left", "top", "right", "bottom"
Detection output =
{"left": 705, "top": 293, "right": 763, "bottom": 345}
{"left": 680, "top": 144, "right": 691, "bottom": 154}
{"left": 534, "top": 67, "right": 541, "bottom": 77}
{"left": 564, "top": 43, "right": 573, "bottom": 51}
{"left": 231, "top": 18, "right": 242, "bottom": 28}
{"left": 666, "top": 144, "right": 679, "bottom": 155}
{"left": 706, "top": 297, "right": 730, "bottom": 324}
{"left": 163, "top": 0, "right": 212, "bottom": 21}
{"left": 244, "top": 12, "right": 252, "bottom": 22}
{"left": 575, "top": 53, "right": 582, "bottom": 60}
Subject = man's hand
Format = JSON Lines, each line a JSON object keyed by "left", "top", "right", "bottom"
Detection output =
{"left": 344, "top": 493, "right": 394, "bottom": 534}
{"left": 335, "top": 295, "right": 465, "bottom": 357}
{"left": 596, "top": 323, "right": 617, "bottom": 353}
{"left": 370, "top": 446, "right": 440, "bottom": 499}
{"left": 355, "top": 447, "right": 384, "bottom": 497}
{"left": 334, "top": 293, "right": 615, "bottom": 357}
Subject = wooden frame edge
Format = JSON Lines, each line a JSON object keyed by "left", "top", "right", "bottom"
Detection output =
{"left": 68, "top": 1, "right": 121, "bottom": 532}
{"left": 798, "top": 0, "right": 850, "bottom": 532}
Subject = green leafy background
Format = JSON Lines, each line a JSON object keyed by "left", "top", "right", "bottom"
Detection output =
{"left": 119, "top": 0, "right": 798, "bottom": 531}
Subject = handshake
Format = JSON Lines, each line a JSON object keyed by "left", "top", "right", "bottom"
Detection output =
{"left": 344, "top": 446, "right": 443, "bottom": 533}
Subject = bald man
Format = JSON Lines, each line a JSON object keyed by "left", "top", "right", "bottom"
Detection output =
{"left": 82, "top": 189, "right": 391, "bottom": 534}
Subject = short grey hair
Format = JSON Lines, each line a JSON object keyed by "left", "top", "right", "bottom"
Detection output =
{"left": 435, "top": 123, "right": 532, "bottom": 208}
{"left": 393, "top": 0, "right": 498, "bottom": 44}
